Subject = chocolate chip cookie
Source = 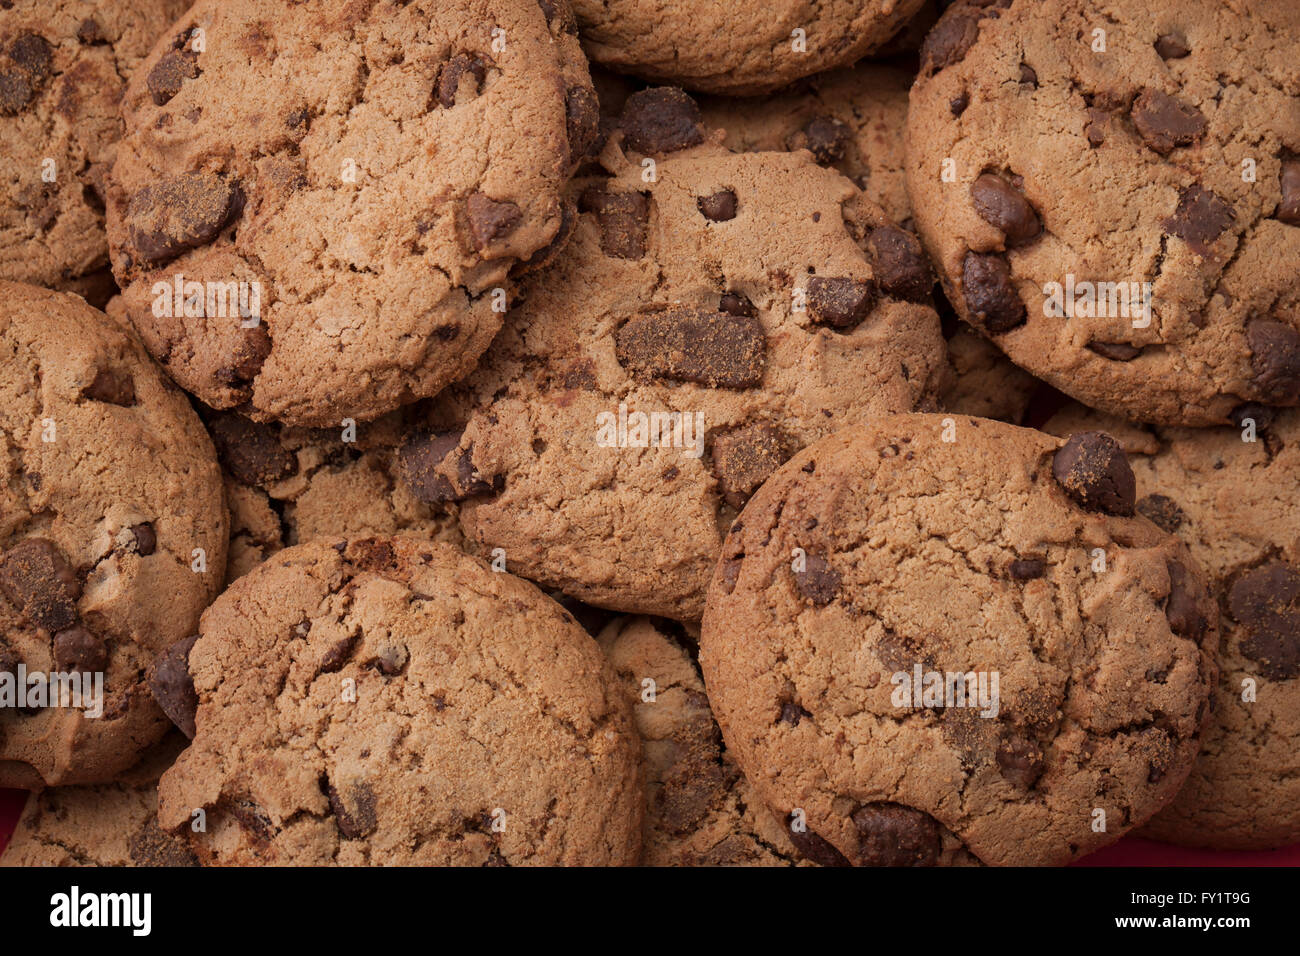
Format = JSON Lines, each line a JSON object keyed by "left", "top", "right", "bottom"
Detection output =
{"left": 419, "top": 92, "right": 948, "bottom": 620}
{"left": 205, "top": 406, "right": 467, "bottom": 585}
{"left": 0, "top": 731, "right": 196, "bottom": 867}
{"left": 106, "top": 0, "right": 598, "bottom": 426}
{"left": 0, "top": 281, "right": 228, "bottom": 787}
{"left": 701, "top": 63, "right": 916, "bottom": 226}
{"left": 155, "top": 536, "right": 642, "bottom": 865}
{"left": 596, "top": 616, "right": 806, "bottom": 866}
{"left": 0, "top": 0, "right": 188, "bottom": 304}
{"left": 907, "top": 0, "right": 1300, "bottom": 425}
{"left": 701, "top": 413, "right": 1220, "bottom": 865}
{"left": 571, "top": 0, "right": 928, "bottom": 95}
{"left": 1044, "top": 402, "right": 1300, "bottom": 849}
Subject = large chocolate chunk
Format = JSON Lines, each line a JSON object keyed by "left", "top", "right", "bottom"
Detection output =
{"left": 615, "top": 307, "right": 765, "bottom": 388}
{"left": 619, "top": 87, "right": 704, "bottom": 155}
{"left": 1246, "top": 319, "right": 1300, "bottom": 405}
{"left": 208, "top": 412, "right": 297, "bottom": 488}
{"left": 1052, "top": 432, "right": 1136, "bottom": 516}
{"left": 126, "top": 171, "right": 243, "bottom": 267}
{"left": 579, "top": 187, "right": 650, "bottom": 259}
{"left": 0, "top": 538, "right": 81, "bottom": 632}
{"left": 962, "top": 251, "right": 1025, "bottom": 333}
{"left": 970, "top": 173, "right": 1040, "bottom": 245}
{"left": 150, "top": 633, "right": 200, "bottom": 738}
{"left": 1230, "top": 563, "right": 1300, "bottom": 681}
{"left": 1132, "top": 88, "right": 1206, "bottom": 154}
{"left": 851, "top": 802, "right": 942, "bottom": 866}
{"left": 711, "top": 422, "right": 790, "bottom": 508}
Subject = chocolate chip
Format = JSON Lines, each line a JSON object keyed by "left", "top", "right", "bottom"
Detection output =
{"left": 1229, "top": 563, "right": 1300, "bottom": 680}
{"left": 1230, "top": 402, "right": 1276, "bottom": 433}
{"left": 971, "top": 173, "right": 1040, "bottom": 245}
{"left": 920, "top": 6, "right": 985, "bottom": 74}
{"left": 867, "top": 226, "right": 932, "bottom": 302}
{"left": 579, "top": 187, "right": 650, "bottom": 259}
{"left": 996, "top": 735, "right": 1046, "bottom": 788}
{"left": 75, "top": 19, "right": 104, "bottom": 45}
{"left": 1019, "top": 63, "right": 1038, "bottom": 88}
{"left": 962, "top": 251, "right": 1025, "bottom": 333}
{"left": 564, "top": 85, "right": 600, "bottom": 163}
{"left": 215, "top": 324, "right": 272, "bottom": 387}
{"left": 82, "top": 368, "right": 137, "bottom": 406}
{"left": 126, "top": 171, "right": 243, "bottom": 267}
{"left": 787, "top": 115, "right": 850, "bottom": 165}
{"left": 779, "top": 701, "right": 811, "bottom": 726}
{"left": 320, "top": 633, "right": 359, "bottom": 673}
{"left": 1087, "top": 341, "right": 1143, "bottom": 361}
{"left": 1131, "top": 88, "right": 1206, "bottom": 154}
{"left": 150, "top": 634, "right": 199, "bottom": 738}
{"left": 850, "top": 802, "right": 942, "bottom": 866}
{"left": 1052, "top": 432, "right": 1136, "bottom": 516}
{"left": 1277, "top": 157, "right": 1300, "bottom": 225}
{"left": 794, "top": 553, "right": 840, "bottom": 605}
{"left": 711, "top": 422, "right": 790, "bottom": 509}
{"left": 618, "top": 87, "right": 703, "bottom": 155}
{"left": 436, "top": 53, "right": 488, "bottom": 108}
{"left": 0, "top": 32, "right": 52, "bottom": 114}
{"left": 1085, "top": 108, "right": 1108, "bottom": 147}
{"left": 718, "top": 557, "right": 742, "bottom": 594}
{"left": 536, "top": 0, "right": 578, "bottom": 33}
{"left": 697, "top": 189, "right": 737, "bottom": 222}
{"left": 329, "top": 781, "right": 378, "bottom": 838}
{"left": 397, "top": 430, "right": 499, "bottom": 504}
{"left": 1133, "top": 494, "right": 1185, "bottom": 534}
{"left": 615, "top": 307, "right": 766, "bottom": 388}
{"left": 208, "top": 412, "right": 297, "bottom": 488}
{"left": 128, "top": 821, "right": 199, "bottom": 867}
{"left": 1164, "top": 184, "right": 1234, "bottom": 249}
{"left": 1008, "top": 558, "right": 1045, "bottom": 580}
{"left": 515, "top": 200, "right": 576, "bottom": 275}
{"left": 1246, "top": 319, "right": 1300, "bottom": 405}
{"left": 53, "top": 626, "right": 108, "bottom": 673}
{"left": 806, "top": 276, "right": 878, "bottom": 331}
{"left": 787, "top": 821, "right": 850, "bottom": 866}
{"left": 465, "top": 193, "right": 522, "bottom": 251}
{"left": 229, "top": 799, "right": 274, "bottom": 841}
{"left": 0, "top": 538, "right": 81, "bottom": 632}
{"left": 1165, "top": 560, "right": 1208, "bottom": 640}
{"left": 146, "top": 47, "right": 199, "bottom": 107}
{"left": 718, "top": 292, "right": 755, "bottom": 317}
{"left": 130, "top": 522, "right": 158, "bottom": 556}
{"left": 949, "top": 92, "right": 969, "bottom": 117}
{"left": 1154, "top": 33, "right": 1190, "bottom": 59}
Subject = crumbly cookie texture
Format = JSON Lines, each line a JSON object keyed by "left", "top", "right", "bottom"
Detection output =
{"left": 0, "top": 0, "right": 188, "bottom": 297}
{"left": 418, "top": 89, "right": 948, "bottom": 621}
{"left": 571, "top": 0, "right": 927, "bottom": 95}
{"left": 701, "top": 413, "right": 1220, "bottom": 866}
{"left": 0, "top": 281, "right": 227, "bottom": 787}
{"left": 942, "top": 325, "right": 1040, "bottom": 424}
{"left": 105, "top": 0, "right": 598, "bottom": 426}
{"left": 1045, "top": 403, "right": 1300, "bottom": 849}
{"left": 906, "top": 0, "right": 1300, "bottom": 426}
{"left": 0, "top": 732, "right": 196, "bottom": 867}
{"left": 596, "top": 616, "right": 806, "bottom": 866}
{"left": 156, "top": 536, "right": 643, "bottom": 866}
{"left": 700, "top": 63, "right": 915, "bottom": 226}
{"left": 205, "top": 405, "right": 467, "bottom": 587}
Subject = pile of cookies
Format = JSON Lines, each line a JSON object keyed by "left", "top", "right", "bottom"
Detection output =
{"left": 0, "top": 0, "right": 1296, "bottom": 867}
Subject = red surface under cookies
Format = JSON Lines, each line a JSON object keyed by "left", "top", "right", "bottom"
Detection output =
{"left": 0, "top": 784, "right": 1295, "bottom": 865}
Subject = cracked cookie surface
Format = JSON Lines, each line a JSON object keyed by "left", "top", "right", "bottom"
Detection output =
{"left": 700, "top": 413, "right": 1219, "bottom": 865}
{"left": 420, "top": 97, "right": 947, "bottom": 621}
{"left": 1045, "top": 403, "right": 1300, "bottom": 849}
{"left": 571, "top": 0, "right": 927, "bottom": 95}
{"left": 0, "top": 0, "right": 188, "bottom": 301}
{"left": 596, "top": 615, "right": 806, "bottom": 866}
{"left": 0, "top": 731, "right": 196, "bottom": 866}
{"left": 906, "top": 0, "right": 1300, "bottom": 425}
{"left": 105, "top": 0, "right": 597, "bottom": 426}
{"left": 0, "top": 281, "right": 227, "bottom": 787}
{"left": 156, "top": 535, "right": 642, "bottom": 865}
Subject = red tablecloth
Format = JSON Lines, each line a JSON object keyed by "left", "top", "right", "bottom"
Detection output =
{"left": 0, "top": 784, "right": 1295, "bottom": 864}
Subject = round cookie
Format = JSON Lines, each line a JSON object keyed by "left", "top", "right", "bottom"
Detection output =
{"left": 700, "top": 63, "right": 916, "bottom": 226}
{"left": 105, "top": 0, "right": 599, "bottom": 426}
{"left": 596, "top": 616, "right": 805, "bottom": 866}
{"left": 571, "top": 0, "right": 928, "bottom": 95}
{"left": 0, "top": 281, "right": 228, "bottom": 787}
{"left": 203, "top": 406, "right": 468, "bottom": 586}
{"left": 0, "top": 732, "right": 196, "bottom": 867}
{"left": 700, "top": 413, "right": 1220, "bottom": 866}
{"left": 0, "top": 0, "right": 189, "bottom": 302}
{"left": 1043, "top": 403, "right": 1300, "bottom": 849}
{"left": 155, "top": 536, "right": 643, "bottom": 866}
{"left": 906, "top": 0, "right": 1300, "bottom": 426}
{"left": 420, "top": 90, "right": 949, "bottom": 621}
